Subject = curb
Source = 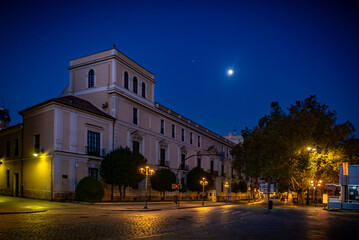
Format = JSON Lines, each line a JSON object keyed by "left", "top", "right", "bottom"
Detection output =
{"left": 0, "top": 210, "right": 48, "bottom": 215}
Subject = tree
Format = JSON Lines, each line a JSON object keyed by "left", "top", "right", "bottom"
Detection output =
{"left": 232, "top": 95, "right": 358, "bottom": 204}
{"left": 150, "top": 168, "right": 176, "bottom": 200}
{"left": 100, "top": 147, "right": 146, "bottom": 200}
{"left": 187, "top": 167, "right": 214, "bottom": 193}
{"left": 75, "top": 176, "right": 104, "bottom": 202}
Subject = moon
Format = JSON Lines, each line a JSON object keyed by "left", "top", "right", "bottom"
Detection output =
{"left": 227, "top": 69, "right": 234, "bottom": 76}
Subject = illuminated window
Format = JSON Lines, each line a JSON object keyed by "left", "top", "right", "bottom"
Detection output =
{"left": 124, "top": 72, "right": 129, "bottom": 89}
{"left": 88, "top": 69, "right": 95, "bottom": 88}
{"left": 142, "top": 82, "right": 146, "bottom": 98}
{"left": 133, "top": 77, "right": 138, "bottom": 94}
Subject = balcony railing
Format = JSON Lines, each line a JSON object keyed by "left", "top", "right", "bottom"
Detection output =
{"left": 86, "top": 146, "right": 105, "bottom": 157}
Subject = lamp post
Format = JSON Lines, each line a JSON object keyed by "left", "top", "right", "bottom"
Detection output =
{"left": 140, "top": 166, "right": 155, "bottom": 209}
{"left": 200, "top": 177, "right": 208, "bottom": 206}
{"left": 310, "top": 179, "right": 322, "bottom": 206}
{"left": 224, "top": 182, "right": 229, "bottom": 203}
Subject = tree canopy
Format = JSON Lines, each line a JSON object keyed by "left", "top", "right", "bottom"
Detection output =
{"left": 187, "top": 167, "right": 214, "bottom": 192}
{"left": 232, "top": 95, "right": 358, "bottom": 198}
{"left": 150, "top": 168, "right": 176, "bottom": 200}
{"left": 100, "top": 147, "right": 146, "bottom": 200}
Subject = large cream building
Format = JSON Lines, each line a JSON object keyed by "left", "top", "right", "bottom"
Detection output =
{"left": 0, "top": 48, "right": 237, "bottom": 201}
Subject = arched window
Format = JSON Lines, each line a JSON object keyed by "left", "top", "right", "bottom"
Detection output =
{"left": 141, "top": 82, "right": 146, "bottom": 98}
{"left": 133, "top": 77, "right": 138, "bottom": 94}
{"left": 88, "top": 69, "right": 95, "bottom": 88}
{"left": 124, "top": 72, "right": 129, "bottom": 89}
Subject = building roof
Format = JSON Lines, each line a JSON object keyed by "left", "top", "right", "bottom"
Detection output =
{"left": 155, "top": 102, "right": 234, "bottom": 146}
{"left": 19, "top": 96, "right": 115, "bottom": 120}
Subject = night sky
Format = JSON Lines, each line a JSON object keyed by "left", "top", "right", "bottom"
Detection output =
{"left": 1, "top": 0, "right": 359, "bottom": 137}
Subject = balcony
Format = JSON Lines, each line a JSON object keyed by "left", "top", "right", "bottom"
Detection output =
{"left": 86, "top": 146, "right": 105, "bottom": 157}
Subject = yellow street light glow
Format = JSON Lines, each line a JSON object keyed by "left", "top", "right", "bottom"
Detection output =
{"left": 33, "top": 153, "right": 38, "bottom": 157}
{"left": 307, "top": 147, "right": 312, "bottom": 150}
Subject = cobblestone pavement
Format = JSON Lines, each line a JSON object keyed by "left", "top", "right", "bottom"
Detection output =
{"left": 0, "top": 196, "right": 358, "bottom": 239}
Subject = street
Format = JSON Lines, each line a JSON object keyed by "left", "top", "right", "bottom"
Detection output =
{"left": 0, "top": 196, "right": 358, "bottom": 239}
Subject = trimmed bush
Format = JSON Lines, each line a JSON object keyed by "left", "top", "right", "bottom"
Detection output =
{"left": 75, "top": 176, "right": 104, "bottom": 202}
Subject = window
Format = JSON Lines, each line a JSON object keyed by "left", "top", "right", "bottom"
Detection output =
{"left": 221, "top": 164, "right": 224, "bottom": 177}
{"left": 160, "top": 119, "right": 164, "bottom": 134}
{"left": 34, "top": 134, "right": 40, "bottom": 153}
{"left": 133, "top": 108, "right": 138, "bottom": 125}
{"left": 160, "top": 148, "right": 166, "bottom": 166}
{"left": 172, "top": 124, "right": 175, "bottom": 138}
{"left": 210, "top": 160, "right": 214, "bottom": 174}
{"left": 198, "top": 136, "right": 201, "bottom": 147}
{"left": 6, "top": 170, "right": 10, "bottom": 188}
{"left": 197, "top": 158, "right": 201, "bottom": 168}
{"left": 6, "top": 141, "right": 10, "bottom": 157}
{"left": 89, "top": 168, "right": 98, "bottom": 179}
{"left": 124, "top": 72, "right": 129, "bottom": 89}
{"left": 14, "top": 139, "right": 18, "bottom": 157}
{"left": 181, "top": 129, "right": 185, "bottom": 142}
{"left": 142, "top": 82, "right": 146, "bottom": 98}
{"left": 87, "top": 131, "right": 100, "bottom": 156}
{"left": 88, "top": 69, "right": 95, "bottom": 88}
{"left": 133, "top": 77, "right": 138, "bottom": 94}
{"left": 181, "top": 154, "right": 186, "bottom": 170}
{"left": 133, "top": 140, "right": 140, "bottom": 153}
{"left": 190, "top": 133, "right": 193, "bottom": 145}
{"left": 227, "top": 148, "right": 229, "bottom": 157}
{"left": 221, "top": 182, "right": 224, "bottom": 192}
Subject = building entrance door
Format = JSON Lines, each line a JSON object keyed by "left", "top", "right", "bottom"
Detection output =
{"left": 14, "top": 173, "right": 19, "bottom": 197}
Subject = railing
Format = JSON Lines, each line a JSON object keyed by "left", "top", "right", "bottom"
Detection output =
{"left": 86, "top": 146, "right": 105, "bottom": 157}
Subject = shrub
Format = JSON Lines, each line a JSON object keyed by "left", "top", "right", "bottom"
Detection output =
{"left": 75, "top": 176, "right": 104, "bottom": 202}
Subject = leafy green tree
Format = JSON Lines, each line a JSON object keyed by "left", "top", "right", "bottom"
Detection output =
{"left": 187, "top": 167, "right": 213, "bottom": 193}
{"left": 100, "top": 147, "right": 146, "bottom": 200}
{"left": 150, "top": 168, "right": 176, "bottom": 200}
{"left": 232, "top": 95, "right": 358, "bottom": 204}
{"left": 75, "top": 176, "right": 104, "bottom": 202}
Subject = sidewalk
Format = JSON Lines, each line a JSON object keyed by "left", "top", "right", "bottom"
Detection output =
{"left": 0, "top": 195, "right": 236, "bottom": 214}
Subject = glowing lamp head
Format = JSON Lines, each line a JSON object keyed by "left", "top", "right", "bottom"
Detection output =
{"left": 33, "top": 153, "right": 38, "bottom": 157}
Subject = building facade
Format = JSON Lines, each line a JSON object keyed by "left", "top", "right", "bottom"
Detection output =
{"left": 0, "top": 48, "right": 237, "bottom": 201}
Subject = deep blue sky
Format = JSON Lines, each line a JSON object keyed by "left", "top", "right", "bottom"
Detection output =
{"left": 1, "top": 0, "right": 359, "bottom": 137}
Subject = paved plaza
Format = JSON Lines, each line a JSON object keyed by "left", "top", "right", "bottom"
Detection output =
{"left": 0, "top": 196, "right": 358, "bottom": 239}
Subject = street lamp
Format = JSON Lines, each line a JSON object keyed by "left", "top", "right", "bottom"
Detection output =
{"left": 224, "top": 182, "right": 229, "bottom": 203}
{"left": 140, "top": 166, "right": 155, "bottom": 209}
{"left": 310, "top": 179, "right": 322, "bottom": 205}
{"left": 200, "top": 177, "right": 208, "bottom": 206}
